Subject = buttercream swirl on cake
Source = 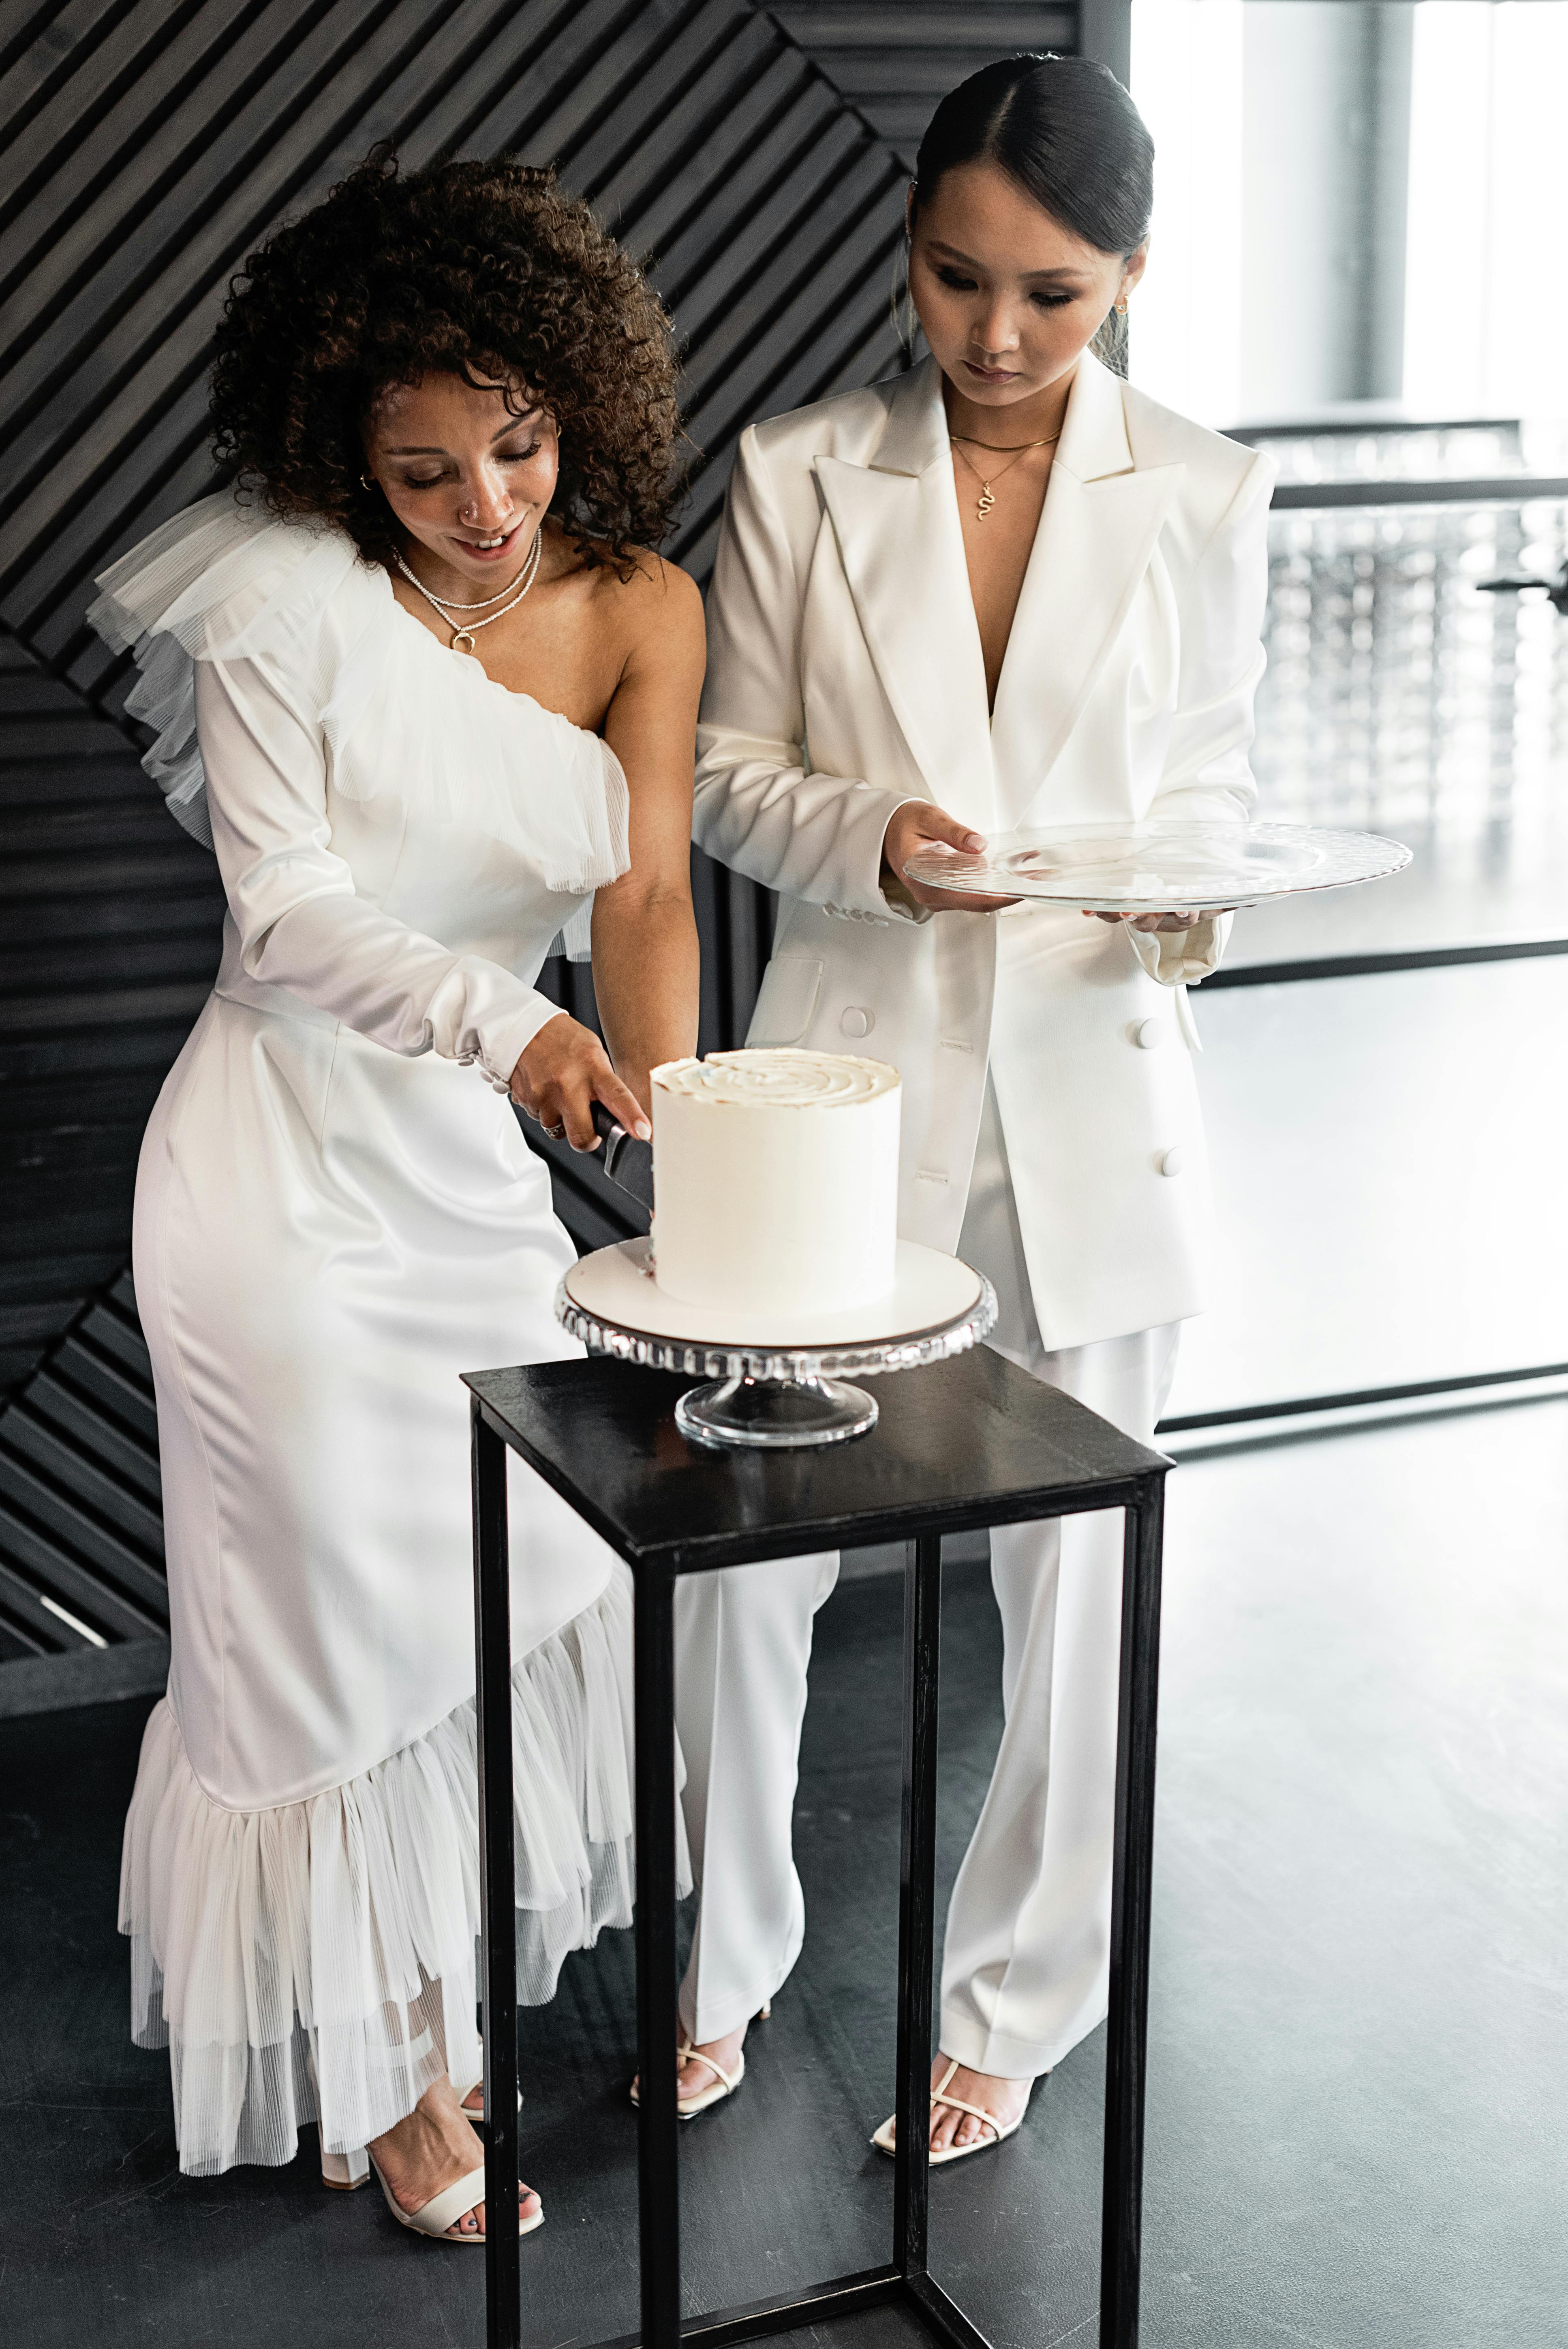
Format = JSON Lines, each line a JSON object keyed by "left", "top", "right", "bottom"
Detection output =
{"left": 655, "top": 1048, "right": 898, "bottom": 1106}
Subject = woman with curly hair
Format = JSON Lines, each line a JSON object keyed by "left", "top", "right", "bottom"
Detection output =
{"left": 88, "top": 153, "right": 703, "bottom": 2242}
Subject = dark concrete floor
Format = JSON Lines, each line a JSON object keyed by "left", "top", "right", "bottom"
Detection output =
{"left": 2, "top": 1399, "right": 1564, "bottom": 2348}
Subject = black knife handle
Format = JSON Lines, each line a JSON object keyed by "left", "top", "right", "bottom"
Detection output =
{"left": 590, "top": 1101, "right": 656, "bottom": 1211}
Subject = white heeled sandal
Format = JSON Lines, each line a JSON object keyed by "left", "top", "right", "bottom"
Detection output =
{"left": 871, "top": 2058, "right": 1030, "bottom": 2167}
{"left": 629, "top": 2002, "right": 770, "bottom": 2119}
{"left": 321, "top": 2142, "right": 542, "bottom": 2242}
{"left": 457, "top": 2079, "right": 523, "bottom": 2129}
{"left": 320, "top": 2144, "right": 372, "bottom": 2191}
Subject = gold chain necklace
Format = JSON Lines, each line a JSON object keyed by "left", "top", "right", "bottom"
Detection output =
{"left": 950, "top": 430, "right": 1061, "bottom": 522}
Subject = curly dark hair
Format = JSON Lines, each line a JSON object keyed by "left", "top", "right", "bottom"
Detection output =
{"left": 210, "top": 152, "right": 683, "bottom": 570}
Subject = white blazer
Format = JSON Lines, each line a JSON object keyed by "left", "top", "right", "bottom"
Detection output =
{"left": 692, "top": 352, "right": 1273, "bottom": 1351}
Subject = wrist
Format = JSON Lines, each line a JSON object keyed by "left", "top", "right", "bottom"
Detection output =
{"left": 880, "top": 803, "right": 913, "bottom": 880}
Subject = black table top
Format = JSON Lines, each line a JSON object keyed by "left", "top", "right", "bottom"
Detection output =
{"left": 463, "top": 1345, "right": 1168, "bottom": 1574}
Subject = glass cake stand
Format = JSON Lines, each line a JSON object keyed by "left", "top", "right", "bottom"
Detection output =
{"left": 556, "top": 1237, "right": 997, "bottom": 1448}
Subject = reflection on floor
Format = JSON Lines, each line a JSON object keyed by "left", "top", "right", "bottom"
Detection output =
{"left": 2, "top": 1396, "right": 1564, "bottom": 2349}
{"left": 1168, "top": 956, "right": 1568, "bottom": 1417}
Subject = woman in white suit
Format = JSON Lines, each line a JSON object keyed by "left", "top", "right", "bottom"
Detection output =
{"left": 672, "top": 54, "right": 1273, "bottom": 2157}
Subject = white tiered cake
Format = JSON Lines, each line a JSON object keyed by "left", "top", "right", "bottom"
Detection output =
{"left": 650, "top": 1048, "right": 901, "bottom": 1318}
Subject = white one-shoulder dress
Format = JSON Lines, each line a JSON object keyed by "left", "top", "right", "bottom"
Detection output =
{"left": 90, "top": 496, "right": 678, "bottom": 2178}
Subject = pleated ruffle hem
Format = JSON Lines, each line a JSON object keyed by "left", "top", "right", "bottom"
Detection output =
{"left": 119, "top": 1565, "right": 678, "bottom": 2176}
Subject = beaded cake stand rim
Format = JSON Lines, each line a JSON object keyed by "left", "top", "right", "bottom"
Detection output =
{"left": 554, "top": 1271, "right": 999, "bottom": 1383}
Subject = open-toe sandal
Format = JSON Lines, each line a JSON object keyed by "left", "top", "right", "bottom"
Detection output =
{"left": 321, "top": 2144, "right": 542, "bottom": 2241}
{"left": 457, "top": 2080, "right": 523, "bottom": 2132}
{"left": 629, "top": 2002, "right": 770, "bottom": 2119}
{"left": 871, "top": 2058, "right": 1027, "bottom": 2167}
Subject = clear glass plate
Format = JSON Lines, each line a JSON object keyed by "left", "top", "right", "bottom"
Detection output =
{"left": 901, "top": 821, "right": 1412, "bottom": 912}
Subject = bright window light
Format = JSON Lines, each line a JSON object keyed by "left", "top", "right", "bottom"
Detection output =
{"left": 1135, "top": 1, "right": 1568, "bottom": 431}
{"left": 1404, "top": 2, "right": 1568, "bottom": 420}
{"left": 1130, "top": 0, "right": 1244, "bottom": 426}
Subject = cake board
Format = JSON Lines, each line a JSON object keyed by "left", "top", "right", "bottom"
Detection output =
{"left": 557, "top": 1237, "right": 998, "bottom": 1447}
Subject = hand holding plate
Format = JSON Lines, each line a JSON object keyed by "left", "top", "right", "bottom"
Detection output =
{"left": 884, "top": 802, "right": 1021, "bottom": 913}
{"left": 899, "top": 823, "right": 1411, "bottom": 914}
{"left": 1089, "top": 908, "right": 1239, "bottom": 932}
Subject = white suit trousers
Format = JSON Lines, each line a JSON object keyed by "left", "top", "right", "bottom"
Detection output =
{"left": 674, "top": 1083, "right": 1179, "bottom": 2072}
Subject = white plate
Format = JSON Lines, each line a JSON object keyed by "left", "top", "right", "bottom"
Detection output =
{"left": 901, "top": 821, "right": 1412, "bottom": 914}
{"left": 560, "top": 1236, "right": 985, "bottom": 1350}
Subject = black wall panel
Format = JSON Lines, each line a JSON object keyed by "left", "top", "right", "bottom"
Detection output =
{"left": 0, "top": 0, "right": 1080, "bottom": 1669}
{"left": 773, "top": 4, "right": 1077, "bottom": 164}
{"left": 0, "top": 625, "right": 223, "bottom": 1395}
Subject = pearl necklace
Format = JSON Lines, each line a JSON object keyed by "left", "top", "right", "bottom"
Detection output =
{"left": 393, "top": 528, "right": 543, "bottom": 652}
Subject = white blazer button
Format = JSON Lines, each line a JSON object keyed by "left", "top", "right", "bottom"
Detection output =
{"left": 840, "top": 1007, "right": 873, "bottom": 1039}
{"left": 1158, "top": 1147, "right": 1185, "bottom": 1177}
{"left": 1132, "top": 1019, "right": 1163, "bottom": 1049}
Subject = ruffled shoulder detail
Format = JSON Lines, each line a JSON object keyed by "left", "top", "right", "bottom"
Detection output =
{"left": 321, "top": 580, "right": 630, "bottom": 909}
{"left": 90, "top": 494, "right": 370, "bottom": 848}
{"left": 89, "top": 496, "right": 630, "bottom": 924}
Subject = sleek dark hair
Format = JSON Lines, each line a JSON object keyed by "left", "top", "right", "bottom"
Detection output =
{"left": 911, "top": 53, "right": 1154, "bottom": 375}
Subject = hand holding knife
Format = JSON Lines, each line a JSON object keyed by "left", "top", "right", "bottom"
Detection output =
{"left": 590, "top": 1101, "right": 655, "bottom": 1210}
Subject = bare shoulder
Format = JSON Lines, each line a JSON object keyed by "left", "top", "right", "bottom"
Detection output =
{"left": 593, "top": 547, "right": 705, "bottom": 667}
{"left": 612, "top": 548, "right": 704, "bottom": 618}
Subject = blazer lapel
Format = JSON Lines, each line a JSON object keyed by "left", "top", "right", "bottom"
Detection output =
{"left": 989, "top": 354, "right": 1183, "bottom": 830}
{"left": 814, "top": 359, "right": 996, "bottom": 831}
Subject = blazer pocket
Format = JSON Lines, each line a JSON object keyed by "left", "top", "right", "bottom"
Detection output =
{"left": 748, "top": 955, "right": 823, "bottom": 1046}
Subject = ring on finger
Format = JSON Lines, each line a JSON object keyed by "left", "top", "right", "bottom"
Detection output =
{"left": 544, "top": 1121, "right": 566, "bottom": 1140}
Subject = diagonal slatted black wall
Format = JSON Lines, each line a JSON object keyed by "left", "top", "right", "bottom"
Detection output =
{"left": 0, "top": 0, "right": 1086, "bottom": 1677}
{"left": 0, "top": 630, "right": 225, "bottom": 1399}
{"left": 774, "top": 4, "right": 1076, "bottom": 165}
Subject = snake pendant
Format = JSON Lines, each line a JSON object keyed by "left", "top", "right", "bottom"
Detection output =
{"left": 975, "top": 482, "right": 995, "bottom": 521}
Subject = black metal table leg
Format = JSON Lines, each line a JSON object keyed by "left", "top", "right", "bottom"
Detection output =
{"left": 634, "top": 1563, "right": 682, "bottom": 2349}
{"left": 893, "top": 1533, "right": 942, "bottom": 2283}
{"left": 463, "top": 1353, "right": 1170, "bottom": 2349}
{"left": 472, "top": 1402, "right": 523, "bottom": 2349}
{"left": 1099, "top": 1477, "right": 1168, "bottom": 2349}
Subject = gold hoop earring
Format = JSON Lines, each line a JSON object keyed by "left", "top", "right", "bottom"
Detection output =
{"left": 360, "top": 473, "right": 375, "bottom": 489}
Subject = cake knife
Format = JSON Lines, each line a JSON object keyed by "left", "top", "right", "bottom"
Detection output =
{"left": 590, "top": 1102, "right": 655, "bottom": 1210}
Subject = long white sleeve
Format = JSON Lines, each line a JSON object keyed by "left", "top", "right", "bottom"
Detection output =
{"left": 1128, "top": 447, "right": 1274, "bottom": 986}
{"left": 693, "top": 426, "right": 914, "bottom": 919}
{"left": 196, "top": 653, "right": 562, "bottom": 1091}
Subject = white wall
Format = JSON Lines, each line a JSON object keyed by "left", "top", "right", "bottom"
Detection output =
{"left": 1239, "top": 3, "right": 1413, "bottom": 414}
{"left": 1240, "top": 3, "right": 1369, "bottom": 413}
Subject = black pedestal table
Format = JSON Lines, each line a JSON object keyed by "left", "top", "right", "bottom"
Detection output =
{"left": 464, "top": 1344, "right": 1170, "bottom": 2349}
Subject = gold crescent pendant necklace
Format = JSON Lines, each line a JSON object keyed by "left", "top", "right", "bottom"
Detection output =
{"left": 950, "top": 429, "right": 1062, "bottom": 523}
{"left": 393, "top": 525, "right": 543, "bottom": 653}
